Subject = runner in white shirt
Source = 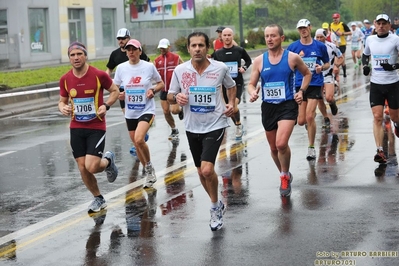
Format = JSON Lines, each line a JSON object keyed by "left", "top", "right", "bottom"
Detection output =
{"left": 114, "top": 39, "right": 164, "bottom": 188}
{"left": 167, "top": 32, "right": 237, "bottom": 231}
{"left": 350, "top": 23, "right": 365, "bottom": 69}
{"left": 362, "top": 14, "right": 399, "bottom": 164}
{"left": 315, "top": 28, "right": 344, "bottom": 128}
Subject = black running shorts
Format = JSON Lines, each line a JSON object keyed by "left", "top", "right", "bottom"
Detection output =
{"left": 70, "top": 128, "right": 106, "bottom": 159}
{"left": 186, "top": 128, "right": 225, "bottom": 167}
{"left": 370, "top": 81, "right": 399, "bottom": 109}
{"left": 261, "top": 100, "right": 298, "bottom": 131}
{"left": 125, "top": 114, "right": 155, "bottom": 131}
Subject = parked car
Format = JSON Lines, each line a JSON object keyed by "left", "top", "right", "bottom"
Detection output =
{"left": 348, "top": 21, "right": 364, "bottom": 28}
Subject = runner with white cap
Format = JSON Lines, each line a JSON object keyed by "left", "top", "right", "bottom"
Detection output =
{"left": 362, "top": 14, "right": 399, "bottom": 164}
{"left": 154, "top": 38, "right": 184, "bottom": 141}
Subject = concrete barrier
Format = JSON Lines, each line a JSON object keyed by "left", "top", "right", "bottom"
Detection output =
{"left": 0, "top": 86, "right": 60, "bottom": 119}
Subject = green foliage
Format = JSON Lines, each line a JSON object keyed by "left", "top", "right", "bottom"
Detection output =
{"left": 0, "top": 60, "right": 105, "bottom": 88}
{"left": 245, "top": 29, "right": 264, "bottom": 49}
{"left": 174, "top": 37, "right": 189, "bottom": 56}
{"left": 284, "top": 30, "right": 300, "bottom": 42}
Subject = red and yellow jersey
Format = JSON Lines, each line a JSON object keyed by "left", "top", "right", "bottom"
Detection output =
{"left": 59, "top": 66, "right": 113, "bottom": 130}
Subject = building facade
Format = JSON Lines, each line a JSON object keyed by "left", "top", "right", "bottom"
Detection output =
{"left": 0, "top": 0, "right": 125, "bottom": 69}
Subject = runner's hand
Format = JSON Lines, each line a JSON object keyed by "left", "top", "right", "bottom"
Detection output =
{"left": 224, "top": 104, "right": 235, "bottom": 117}
{"left": 363, "top": 66, "right": 371, "bottom": 76}
{"left": 249, "top": 86, "right": 260, "bottom": 103}
{"left": 381, "top": 63, "right": 399, "bottom": 71}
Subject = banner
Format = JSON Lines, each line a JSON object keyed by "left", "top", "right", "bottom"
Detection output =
{"left": 130, "top": 0, "right": 195, "bottom": 22}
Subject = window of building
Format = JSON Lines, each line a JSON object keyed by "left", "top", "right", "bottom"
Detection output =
{"left": 68, "top": 9, "right": 86, "bottom": 44}
{"left": 29, "top": 8, "right": 48, "bottom": 53}
{"left": 0, "top": 9, "right": 8, "bottom": 36}
{"left": 102, "top": 8, "right": 115, "bottom": 47}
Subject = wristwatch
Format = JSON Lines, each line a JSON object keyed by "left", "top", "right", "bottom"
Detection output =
{"left": 102, "top": 103, "right": 110, "bottom": 111}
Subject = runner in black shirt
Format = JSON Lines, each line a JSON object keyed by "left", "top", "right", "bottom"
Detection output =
{"left": 214, "top": 27, "right": 252, "bottom": 139}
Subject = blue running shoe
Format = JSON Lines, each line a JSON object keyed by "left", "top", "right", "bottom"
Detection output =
{"left": 130, "top": 146, "right": 137, "bottom": 157}
{"left": 104, "top": 151, "right": 118, "bottom": 183}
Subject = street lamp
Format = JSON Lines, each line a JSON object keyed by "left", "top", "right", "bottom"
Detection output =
{"left": 238, "top": 0, "right": 244, "bottom": 47}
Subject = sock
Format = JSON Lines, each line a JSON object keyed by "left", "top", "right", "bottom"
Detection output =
{"left": 146, "top": 161, "right": 152, "bottom": 168}
{"left": 309, "top": 145, "right": 314, "bottom": 149}
{"left": 95, "top": 195, "right": 104, "bottom": 200}
{"left": 105, "top": 158, "right": 111, "bottom": 168}
{"left": 210, "top": 201, "right": 218, "bottom": 209}
{"left": 377, "top": 146, "right": 383, "bottom": 152}
{"left": 235, "top": 110, "right": 240, "bottom": 124}
{"left": 281, "top": 171, "right": 289, "bottom": 176}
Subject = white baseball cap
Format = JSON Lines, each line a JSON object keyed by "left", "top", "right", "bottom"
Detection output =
{"left": 315, "top": 29, "right": 327, "bottom": 37}
{"left": 297, "top": 19, "right": 311, "bottom": 28}
{"left": 376, "top": 14, "right": 391, "bottom": 23}
{"left": 116, "top": 28, "right": 130, "bottom": 38}
{"left": 157, "top": 38, "right": 170, "bottom": 49}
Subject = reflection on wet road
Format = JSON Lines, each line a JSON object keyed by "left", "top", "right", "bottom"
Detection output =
{"left": 1, "top": 62, "right": 399, "bottom": 265}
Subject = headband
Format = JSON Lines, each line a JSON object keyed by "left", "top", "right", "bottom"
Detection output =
{"left": 68, "top": 42, "right": 87, "bottom": 56}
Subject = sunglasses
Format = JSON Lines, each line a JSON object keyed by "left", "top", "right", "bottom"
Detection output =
{"left": 117, "top": 37, "right": 127, "bottom": 41}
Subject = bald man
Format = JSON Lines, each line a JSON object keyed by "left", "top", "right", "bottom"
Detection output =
{"left": 214, "top": 28, "right": 252, "bottom": 139}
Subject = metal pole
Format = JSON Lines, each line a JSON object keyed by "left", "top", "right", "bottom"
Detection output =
{"left": 238, "top": 0, "right": 244, "bottom": 47}
{"left": 162, "top": 0, "right": 165, "bottom": 29}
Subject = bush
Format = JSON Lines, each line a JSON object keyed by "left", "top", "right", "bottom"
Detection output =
{"left": 284, "top": 29, "right": 317, "bottom": 42}
{"left": 284, "top": 30, "right": 300, "bottom": 42}
{"left": 174, "top": 37, "right": 189, "bottom": 56}
{"left": 245, "top": 28, "right": 266, "bottom": 48}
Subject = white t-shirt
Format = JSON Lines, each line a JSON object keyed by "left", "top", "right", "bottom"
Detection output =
{"left": 351, "top": 28, "right": 365, "bottom": 49}
{"left": 169, "top": 59, "right": 236, "bottom": 134}
{"left": 324, "top": 41, "right": 342, "bottom": 75}
{"left": 364, "top": 34, "right": 399, "bottom": 84}
{"left": 114, "top": 60, "right": 162, "bottom": 119}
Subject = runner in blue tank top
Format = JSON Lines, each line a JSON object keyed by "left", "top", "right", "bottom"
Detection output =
{"left": 248, "top": 24, "right": 311, "bottom": 198}
{"left": 287, "top": 19, "right": 330, "bottom": 161}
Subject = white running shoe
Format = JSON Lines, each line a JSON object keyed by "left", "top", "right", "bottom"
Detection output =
{"left": 306, "top": 147, "right": 316, "bottom": 161}
{"left": 235, "top": 124, "right": 243, "bottom": 139}
{"left": 209, "top": 201, "right": 225, "bottom": 231}
{"left": 144, "top": 165, "right": 157, "bottom": 188}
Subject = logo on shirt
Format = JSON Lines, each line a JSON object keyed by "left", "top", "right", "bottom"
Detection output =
{"left": 70, "top": 89, "right": 77, "bottom": 97}
{"left": 263, "top": 67, "right": 271, "bottom": 72}
{"left": 181, "top": 72, "right": 196, "bottom": 92}
{"left": 311, "top": 52, "right": 317, "bottom": 55}
{"left": 128, "top": 76, "right": 142, "bottom": 84}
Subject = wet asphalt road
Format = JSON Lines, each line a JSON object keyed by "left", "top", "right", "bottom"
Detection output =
{"left": 1, "top": 61, "right": 399, "bottom": 266}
